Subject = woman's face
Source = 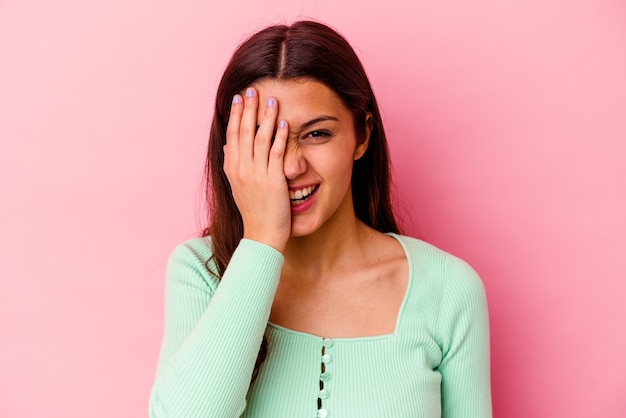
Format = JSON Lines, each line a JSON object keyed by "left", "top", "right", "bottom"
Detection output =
{"left": 251, "top": 78, "right": 370, "bottom": 238}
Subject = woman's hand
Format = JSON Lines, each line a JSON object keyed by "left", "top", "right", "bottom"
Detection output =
{"left": 223, "top": 87, "right": 291, "bottom": 253}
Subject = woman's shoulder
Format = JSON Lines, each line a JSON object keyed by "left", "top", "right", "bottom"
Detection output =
{"left": 391, "top": 234, "right": 488, "bottom": 342}
{"left": 389, "top": 233, "right": 485, "bottom": 296}
{"left": 165, "top": 235, "right": 220, "bottom": 293}
{"left": 169, "top": 235, "right": 213, "bottom": 258}
{"left": 167, "top": 236, "right": 214, "bottom": 270}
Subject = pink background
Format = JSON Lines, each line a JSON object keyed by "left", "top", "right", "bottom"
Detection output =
{"left": 1, "top": 0, "right": 625, "bottom": 416}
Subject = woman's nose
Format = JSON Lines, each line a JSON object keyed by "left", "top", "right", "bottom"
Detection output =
{"left": 283, "top": 142, "right": 307, "bottom": 180}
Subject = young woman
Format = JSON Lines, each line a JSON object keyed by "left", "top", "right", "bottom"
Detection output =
{"left": 149, "top": 20, "right": 491, "bottom": 418}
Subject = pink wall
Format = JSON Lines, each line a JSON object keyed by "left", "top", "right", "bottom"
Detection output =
{"left": 1, "top": 0, "right": 625, "bottom": 416}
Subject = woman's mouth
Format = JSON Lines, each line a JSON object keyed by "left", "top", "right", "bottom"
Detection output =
{"left": 289, "top": 185, "right": 319, "bottom": 206}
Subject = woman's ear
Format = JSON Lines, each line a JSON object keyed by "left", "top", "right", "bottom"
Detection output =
{"left": 354, "top": 112, "right": 372, "bottom": 160}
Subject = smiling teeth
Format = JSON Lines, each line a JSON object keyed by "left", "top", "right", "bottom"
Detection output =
{"left": 289, "top": 185, "right": 316, "bottom": 203}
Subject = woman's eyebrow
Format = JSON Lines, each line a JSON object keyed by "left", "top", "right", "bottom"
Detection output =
{"left": 297, "top": 115, "right": 339, "bottom": 131}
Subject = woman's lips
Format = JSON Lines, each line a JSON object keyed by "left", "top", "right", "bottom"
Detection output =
{"left": 290, "top": 185, "right": 319, "bottom": 213}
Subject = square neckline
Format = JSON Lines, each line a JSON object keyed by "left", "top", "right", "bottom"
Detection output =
{"left": 266, "top": 233, "right": 414, "bottom": 342}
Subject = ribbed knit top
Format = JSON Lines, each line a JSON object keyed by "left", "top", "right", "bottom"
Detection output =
{"left": 149, "top": 234, "right": 491, "bottom": 417}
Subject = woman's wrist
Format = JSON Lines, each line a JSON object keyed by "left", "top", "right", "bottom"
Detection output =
{"left": 242, "top": 232, "right": 287, "bottom": 254}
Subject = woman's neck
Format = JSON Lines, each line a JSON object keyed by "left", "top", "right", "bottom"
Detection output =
{"left": 283, "top": 215, "right": 376, "bottom": 284}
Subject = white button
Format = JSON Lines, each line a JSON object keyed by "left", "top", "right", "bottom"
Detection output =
{"left": 323, "top": 338, "right": 333, "bottom": 348}
{"left": 319, "top": 388, "right": 329, "bottom": 399}
{"left": 322, "top": 354, "right": 332, "bottom": 364}
{"left": 320, "top": 371, "right": 331, "bottom": 382}
{"left": 317, "top": 408, "right": 328, "bottom": 418}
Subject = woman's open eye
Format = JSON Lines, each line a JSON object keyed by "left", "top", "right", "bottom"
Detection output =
{"left": 301, "top": 130, "right": 332, "bottom": 143}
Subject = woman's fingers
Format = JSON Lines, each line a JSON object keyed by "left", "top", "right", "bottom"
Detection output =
{"left": 254, "top": 96, "right": 278, "bottom": 169}
{"left": 268, "top": 119, "right": 288, "bottom": 175}
{"left": 224, "top": 87, "right": 288, "bottom": 179}
{"left": 239, "top": 87, "right": 258, "bottom": 163}
{"left": 224, "top": 94, "right": 243, "bottom": 171}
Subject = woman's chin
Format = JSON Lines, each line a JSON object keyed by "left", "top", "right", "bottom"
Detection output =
{"left": 289, "top": 218, "right": 320, "bottom": 238}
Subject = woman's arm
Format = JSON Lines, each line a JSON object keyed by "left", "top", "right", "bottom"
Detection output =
{"left": 437, "top": 255, "right": 492, "bottom": 418}
{"left": 150, "top": 87, "right": 291, "bottom": 417}
{"left": 149, "top": 238, "right": 283, "bottom": 418}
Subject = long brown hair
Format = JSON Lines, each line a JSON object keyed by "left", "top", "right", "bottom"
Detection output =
{"left": 203, "top": 20, "right": 400, "bottom": 382}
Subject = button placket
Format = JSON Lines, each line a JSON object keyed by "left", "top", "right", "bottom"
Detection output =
{"left": 317, "top": 338, "right": 333, "bottom": 417}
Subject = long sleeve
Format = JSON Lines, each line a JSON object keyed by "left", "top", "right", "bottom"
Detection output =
{"left": 437, "top": 255, "right": 492, "bottom": 418}
{"left": 149, "top": 238, "right": 284, "bottom": 418}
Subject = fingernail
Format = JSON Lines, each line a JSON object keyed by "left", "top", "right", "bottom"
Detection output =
{"left": 266, "top": 97, "right": 275, "bottom": 107}
{"left": 245, "top": 88, "right": 254, "bottom": 98}
{"left": 278, "top": 120, "right": 286, "bottom": 129}
{"left": 232, "top": 95, "right": 240, "bottom": 104}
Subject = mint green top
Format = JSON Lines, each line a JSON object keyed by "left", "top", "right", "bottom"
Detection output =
{"left": 149, "top": 234, "right": 491, "bottom": 417}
